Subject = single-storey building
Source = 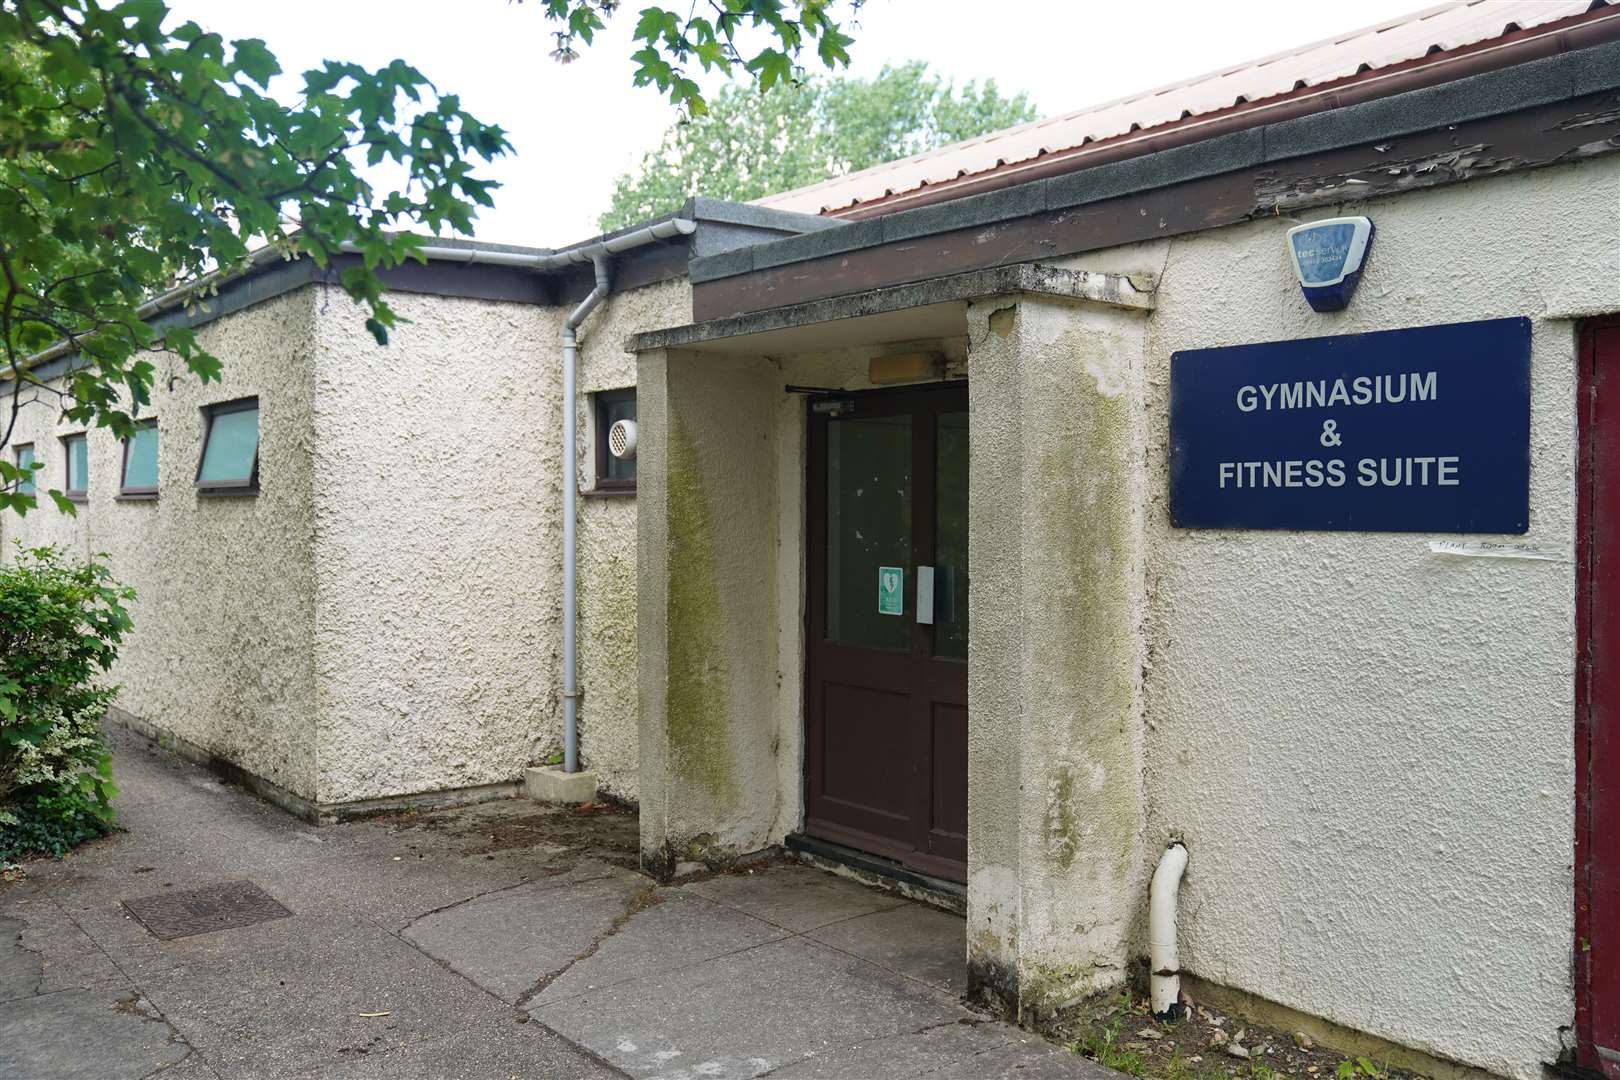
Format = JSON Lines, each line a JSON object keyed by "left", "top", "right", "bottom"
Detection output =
{"left": 5, "top": 2, "right": 1620, "bottom": 1078}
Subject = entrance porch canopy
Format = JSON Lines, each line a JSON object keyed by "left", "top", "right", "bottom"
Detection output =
{"left": 625, "top": 260, "right": 1157, "bottom": 1018}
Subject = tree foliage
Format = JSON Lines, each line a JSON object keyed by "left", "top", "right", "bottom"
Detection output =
{"left": 0, "top": 0, "right": 510, "bottom": 515}
{"left": 533, "top": 0, "right": 861, "bottom": 113}
{"left": 600, "top": 61, "right": 1038, "bottom": 232}
{"left": 0, "top": 0, "right": 869, "bottom": 516}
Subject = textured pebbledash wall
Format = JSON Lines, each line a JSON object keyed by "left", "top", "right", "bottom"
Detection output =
{"left": 309, "top": 277, "right": 689, "bottom": 808}
{"left": 309, "top": 288, "right": 556, "bottom": 806}
{"left": 0, "top": 273, "right": 687, "bottom": 815}
{"left": 0, "top": 287, "right": 321, "bottom": 801}
{"left": 1059, "top": 156, "right": 1620, "bottom": 1079}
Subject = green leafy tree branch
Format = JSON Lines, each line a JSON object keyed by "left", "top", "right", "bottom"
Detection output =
{"left": 600, "top": 61, "right": 1038, "bottom": 232}
{"left": 0, "top": 0, "right": 510, "bottom": 514}
{"left": 533, "top": 0, "right": 861, "bottom": 111}
{"left": 1, "top": 0, "right": 871, "bottom": 517}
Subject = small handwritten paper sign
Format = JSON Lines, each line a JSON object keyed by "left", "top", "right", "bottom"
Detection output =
{"left": 1427, "top": 540, "right": 1567, "bottom": 562}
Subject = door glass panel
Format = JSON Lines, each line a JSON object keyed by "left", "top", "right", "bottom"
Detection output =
{"left": 935, "top": 411, "right": 969, "bottom": 660}
{"left": 826, "top": 414, "right": 912, "bottom": 650}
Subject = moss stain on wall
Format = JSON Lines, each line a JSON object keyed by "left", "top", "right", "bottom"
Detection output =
{"left": 664, "top": 416, "right": 738, "bottom": 809}
{"left": 1030, "top": 327, "right": 1138, "bottom": 884}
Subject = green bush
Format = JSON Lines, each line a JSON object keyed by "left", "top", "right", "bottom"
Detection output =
{"left": 0, "top": 545, "right": 133, "bottom": 860}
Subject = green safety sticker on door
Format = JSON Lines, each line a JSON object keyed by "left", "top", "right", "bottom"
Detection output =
{"left": 878, "top": 566, "right": 904, "bottom": 616}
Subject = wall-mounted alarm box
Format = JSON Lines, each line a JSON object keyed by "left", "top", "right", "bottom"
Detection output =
{"left": 1286, "top": 216, "right": 1374, "bottom": 312}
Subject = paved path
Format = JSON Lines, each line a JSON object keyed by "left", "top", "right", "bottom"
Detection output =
{"left": 0, "top": 730, "right": 1112, "bottom": 1079}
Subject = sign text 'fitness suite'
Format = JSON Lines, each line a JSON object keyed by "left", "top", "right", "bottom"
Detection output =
{"left": 1169, "top": 318, "right": 1531, "bottom": 533}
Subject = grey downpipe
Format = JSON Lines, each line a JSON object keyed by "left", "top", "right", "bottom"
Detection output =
{"left": 549, "top": 217, "right": 695, "bottom": 773}
{"left": 559, "top": 256, "right": 609, "bottom": 774}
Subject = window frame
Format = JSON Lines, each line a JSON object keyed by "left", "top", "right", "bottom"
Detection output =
{"left": 14, "top": 443, "right": 36, "bottom": 497}
{"left": 118, "top": 418, "right": 160, "bottom": 500}
{"left": 593, "top": 388, "right": 637, "bottom": 493}
{"left": 194, "top": 396, "right": 260, "bottom": 495}
{"left": 61, "top": 432, "right": 88, "bottom": 501}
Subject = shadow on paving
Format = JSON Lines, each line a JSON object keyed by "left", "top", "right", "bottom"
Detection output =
{"left": 0, "top": 728, "right": 1116, "bottom": 1080}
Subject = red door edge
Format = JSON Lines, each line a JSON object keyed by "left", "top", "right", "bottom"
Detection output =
{"left": 1577, "top": 315, "right": 1620, "bottom": 1077}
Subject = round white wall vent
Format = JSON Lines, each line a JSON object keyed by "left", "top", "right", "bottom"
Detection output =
{"left": 608, "top": 418, "right": 638, "bottom": 460}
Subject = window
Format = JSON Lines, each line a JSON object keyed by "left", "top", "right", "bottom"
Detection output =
{"left": 14, "top": 444, "right": 36, "bottom": 497}
{"left": 196, "top": 398, "right": 259, "bottom": 493}
{"left": 119, "top": 420, "right": 159, "bottom": 498}
{"left": 594, "top": 388, "right": 636, "bottom": 491}
{"left": 62, "top": 433, "right": 88, "bottom": 500}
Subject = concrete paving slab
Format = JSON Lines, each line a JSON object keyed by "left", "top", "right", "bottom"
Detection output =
{"left": 532, "top": 890, "right": 789, "bottom": 1006}
{"left": 807, "top": 901, "right": 968, "bottom": 995}
{"left": 766, "top": 1020, "right": 1108, "bottom": 1078}
{"left": 144, "top": 1053, "right": 222, "bottom": 1080}
{"left": 681, "top": 864, "right": 907, "bottom": 932}
{"left": 0, "top": 728, "right": 1119, "bottom": 1080}
{"left": 20, "top": 900, "right": 130, "bottom": 999}
{"left": 274, "top": 807, "right": 585, "bottom": 929}
{"left": 286, "top": 1015, "right": 622, "bottom": 1080}
{"left": 145, "top": 1052, "right": 223, "bottom": 1080}
{"left": 401, "top": 866, "right": 649, "bottom": 1004}
{"left": 0, "top": 987, "right": 191, "bottom": 1079}
{"left": 533, "top": 934, "right": 971, "bottom": 1078}
{"left": 762, "top": 1018, "right": 1016, "bottom": 1078}
{"left": 928, "top": 1035, "right": 1121, "bottom": 1079}
{"left": 1, "top": 915, "right": 42, "bottom": 1001}
{"left": 35, "top": 734, "right": 598, "bottom": 934}
{"left": 110, "top": 912, "right": 522, "bottom": 1076}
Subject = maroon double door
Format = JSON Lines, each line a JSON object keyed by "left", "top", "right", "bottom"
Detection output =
{"left": 804, "top": 385, "right": 969, "bottom": 882}
{"left": 1580, "top": 318, "right": 1620, "bottom": 1079}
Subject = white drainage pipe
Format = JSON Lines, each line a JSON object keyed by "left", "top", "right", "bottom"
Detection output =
{"left": 1150, "top": 841, "right": 1189, "bottom": 1019}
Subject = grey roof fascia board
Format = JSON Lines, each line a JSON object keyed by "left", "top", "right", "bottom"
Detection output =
{"left": 6, "top": 352, "right": 75, "bottom": 390}
{"left": 147, "top": 257, "right": 321, "bottom": 335}
{"left": 627, "top": 263, "right": 1154, "bottom": 353}
{"left": 0, "top": 261, "right": 324, "bottom": 397}
{"left": 1572, "top": 38, "right": 1620, "bottom": 95}
{"left": 688, "top": 245, "right": 760, "bottom": 283}
{"left": 1042, "top": 126, "right": 1266, "bottom": 211}
{"left": 415, "top": 236, "right": 555, "bottom": 257}
{"left": 683, "top": 196, "right": 847, "bottom": 233}
{"left": 689, "top": 40, "right": 1620, "bottom": 284}
{"left": 879, "top": 179, "right": 1051, "bottom": 244}
{"left": 734, "top": 217, "right": 887, "bottom": 274}
{"left": 1263, "top": 40, "right": 1616, "bottom": 161}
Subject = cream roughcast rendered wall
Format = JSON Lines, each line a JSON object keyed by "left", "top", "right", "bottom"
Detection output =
{"left": 0, "top": 288, "right": 321, "bottom": 799}
{"left": 306, "top": 278, "right": 686, "bottom": 808}
{"left": 986, "top": 159, "right": 1620, "bottom": 1079}
{"left": 0, "top": 276, "right": 688, "bottom": 815}
{"left": 626, "top": 154, "right": 1620, "bottom": 1080}
{"left": 1124, "top": 159, "right": 1620, "bottom": 1079}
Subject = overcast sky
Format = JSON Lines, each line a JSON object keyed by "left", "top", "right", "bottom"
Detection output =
{"left": 166, "top": 0, "right": 1427, "bottom": 247}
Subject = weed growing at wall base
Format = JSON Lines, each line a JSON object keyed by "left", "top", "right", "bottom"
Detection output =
{"left": 0, "top": 546, "right": 133, "bottom": 860}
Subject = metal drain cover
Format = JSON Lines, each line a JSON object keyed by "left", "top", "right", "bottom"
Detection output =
{"left": 122, "top": 880, "right": 292, "bottom": 940}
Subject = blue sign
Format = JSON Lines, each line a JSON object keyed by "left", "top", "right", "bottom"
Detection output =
{"left": 1170, "top": 318, "right": 1531, "bottom": 533}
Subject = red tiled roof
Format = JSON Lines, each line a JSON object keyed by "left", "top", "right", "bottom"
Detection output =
{"left": 758, "top": 0, "right": 1618, "bottom": 217}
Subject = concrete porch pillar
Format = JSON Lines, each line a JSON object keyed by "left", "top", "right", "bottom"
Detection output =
{"left": 635, "top": 347, "right": 783, "bottom": 877}
{"left": 964, "top": 293, "right": 1150, "bottom": 1021}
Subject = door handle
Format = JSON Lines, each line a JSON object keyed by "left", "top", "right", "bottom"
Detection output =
{"left": 916, "top": 566, "right": 936, "bottom": 625}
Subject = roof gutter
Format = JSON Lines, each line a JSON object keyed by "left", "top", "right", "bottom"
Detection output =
{"left": 13, "top": 239, "right": 560, "bottom": 374}
{"left": 831, "top": 4, "right": 1620, "bottom": 220}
